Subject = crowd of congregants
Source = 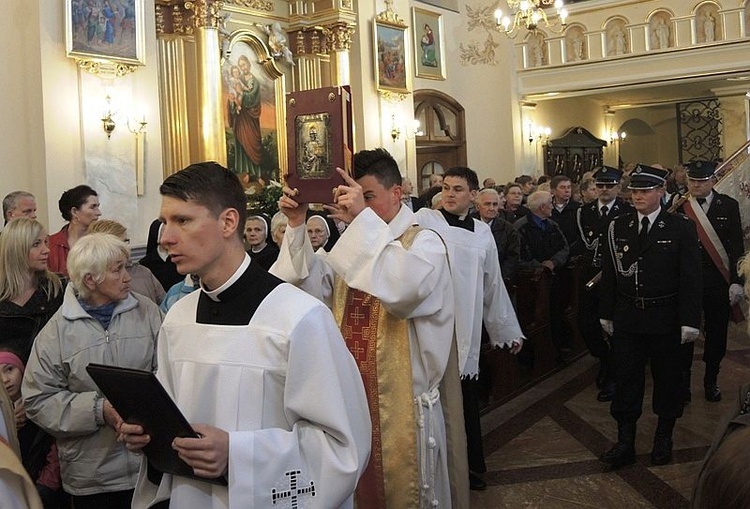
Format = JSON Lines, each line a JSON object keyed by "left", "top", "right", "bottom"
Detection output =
{"left": 0, "top": 150, "right": 748, "bottom": 508}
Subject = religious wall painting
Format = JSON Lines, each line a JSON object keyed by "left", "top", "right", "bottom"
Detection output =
{"left": 695, "top": 3, "right": 722, "bottom": 44}
{"left": 66, "top": 0, "right": 145, "bottom": 66}
{"left": 374, "top": 18, "right": 410, "bottom": 93}
{"left": 222, "top": 31, "right": 287, "bottom": 192}
{"left": 564, "top": 25, "right": 587, "bottom": 62}
{"left": 648, "top": 10, "right": 673, "bottom": 51}
{"left": 413, "top": 8, "right": 446, "bottom": 80}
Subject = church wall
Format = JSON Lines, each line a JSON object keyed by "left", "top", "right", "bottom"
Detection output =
{"left": 0, "top": 2, "right": 49, "bottom": 224}
{"left": 31, "top": 1, "right": 165, "bottom": 245}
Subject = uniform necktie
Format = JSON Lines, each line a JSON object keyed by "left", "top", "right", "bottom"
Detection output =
{"left": 697, "top": 197, "right": 707, "bottom": 211}
{"left": 639, "top": 217, "right": 650, "bottom": 246}
{"left": 600, "top": 205, "right": 609, "bottom": 217}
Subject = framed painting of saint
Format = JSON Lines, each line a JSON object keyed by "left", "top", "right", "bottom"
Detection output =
{"left": 412, "top": 8, "right": 446, "bottom": 80}
{"left": 222, "top": 30, "right": 287, "bottom": 192}
{"left": 65, "top": 0, "right": 145, "bottom": 66}
{"left": 374, "top": 18, "right": 410, "bottom": 93}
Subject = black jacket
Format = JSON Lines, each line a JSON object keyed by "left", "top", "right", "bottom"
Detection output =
{"left": 600, "top": 208, "right": 703, "bottom": 334}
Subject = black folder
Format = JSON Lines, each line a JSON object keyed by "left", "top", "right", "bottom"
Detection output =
{"left": 86, "top": 363, "right": 227, "bottom": 486}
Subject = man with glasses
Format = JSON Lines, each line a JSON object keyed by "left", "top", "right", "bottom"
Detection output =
{"left": 574, "top": 167, "right": 633, "bottom": 402}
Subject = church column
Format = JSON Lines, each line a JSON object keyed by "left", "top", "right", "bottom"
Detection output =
{"left": 185, "top": 0, "right": 226, "bottom": 165}
{"left": 156, "top": 3, "right": 193, "bottom": 176}
{"left": 322, "top": 22, "right": 355, "bottom": 87}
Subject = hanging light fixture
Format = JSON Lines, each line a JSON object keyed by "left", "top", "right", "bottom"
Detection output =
{"left": 495, "top": 0, "right": 569, "bottom": 38}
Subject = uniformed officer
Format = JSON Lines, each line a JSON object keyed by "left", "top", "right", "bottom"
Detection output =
{"left": 574, "top": 166, "right": 633, "bottom": 402}
{"left": 675, "top": 160, "right": 744, "bottom": 402}
{"left": 599, "top": 164, "right": 702, "bottom": 468}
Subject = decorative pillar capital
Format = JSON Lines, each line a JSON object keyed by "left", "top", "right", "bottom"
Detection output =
{"left": 155, "top": 3, "right": 194, "bottom": 36}
{"left": 185, "top": 0, "right": 224, "bottom": 30}
{"left": 322, "top": 22, "right": 355, "bottom": 52}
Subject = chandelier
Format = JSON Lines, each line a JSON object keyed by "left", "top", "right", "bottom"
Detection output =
{"left": 495, "top": 0, "right": 569, "bottom": 38}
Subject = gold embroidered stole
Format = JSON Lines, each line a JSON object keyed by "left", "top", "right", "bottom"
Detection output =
{"left": 332, "top": 226, "right": 422, "bottom": 508}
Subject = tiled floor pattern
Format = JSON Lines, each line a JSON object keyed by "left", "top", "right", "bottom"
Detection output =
{"left": 471, "top": 323, "right": 750, "bottom": 508}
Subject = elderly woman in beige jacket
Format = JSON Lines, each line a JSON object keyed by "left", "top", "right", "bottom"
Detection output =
{"left": 22, "top": 233, "right": 162, "bottom": 509}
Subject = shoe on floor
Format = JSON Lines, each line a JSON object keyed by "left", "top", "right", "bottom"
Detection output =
{"left": 600, "top": 442, "right": 636, "bottom": 468}
{"left": 651, "top": 436, "right": 673, "bottom": 466}
{"left": 705, "top": 383, "right": 722, "bottom": 402}
{"left": 469, "top": 472, "right": 487, "bottom": 491}
{"left": 597, "top": 383, "right": 616, "bottom": 402}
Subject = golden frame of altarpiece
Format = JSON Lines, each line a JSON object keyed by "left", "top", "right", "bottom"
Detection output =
{"left": 222, "top": 29, "right": 287, "bottom": 189}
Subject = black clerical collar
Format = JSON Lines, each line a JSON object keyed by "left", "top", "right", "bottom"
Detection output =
{"left": 440, "top": 209, "right": 474, "bottom": 231}
{"left": 196, "top": 260, "right": 283, "bottom": 325}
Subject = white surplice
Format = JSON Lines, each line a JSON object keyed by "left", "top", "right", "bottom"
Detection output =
{"left": 414, "top": 208, "right": 525, "bottom": 378}
{"left": 271, "top": 205, "right": 456, "bottom": 507}
{"left": 131, "top": 282, "right": 371, "bottom": 509}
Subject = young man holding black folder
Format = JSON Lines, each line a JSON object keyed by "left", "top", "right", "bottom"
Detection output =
{"left": 120, "top": 162, "right": 371, "bottom": 509}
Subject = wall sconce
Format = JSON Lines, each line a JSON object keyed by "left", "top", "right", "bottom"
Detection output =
{"left": 391, "top": 114, "right": 400, "bottom": 141}
{"left": 609, "top": 130, "right": 627, "bottom": 143}
{"left": 101, "top": 95, "right": 116, "bottom": 139}
{"left": 391, "top": 116, "right": 424, "bottom": 141}
{"left": 127, "top": 116, "right": 148, "bottom": 135}
{"left": 528, "top": 123, "right": 551, "bottom": 144}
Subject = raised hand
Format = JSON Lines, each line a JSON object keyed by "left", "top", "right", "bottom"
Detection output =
{"left": 278, "top": 186, "right": 308, "bottom": 227}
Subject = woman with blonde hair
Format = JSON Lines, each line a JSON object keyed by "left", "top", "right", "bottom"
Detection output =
{"left": 22, "top": 233, "right": 161, "bottom": 509}
{"left": 0, "top": 218, "right": 64, "bottom": 363}
{"left": 88, "top": 220, "right": 165, "bottom": 305}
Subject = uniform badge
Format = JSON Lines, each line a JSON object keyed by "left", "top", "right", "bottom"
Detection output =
{"left": 623, "top": 245, "right": 629, "bottom": 252}
{"left": 628, "top": 220, "right": 635, "bottom": 228}
{"left": 657, "top": 220, "right": 666, "bottom": 228}
{"left": 588, "top": 231, "right": 593, "bottom": 237}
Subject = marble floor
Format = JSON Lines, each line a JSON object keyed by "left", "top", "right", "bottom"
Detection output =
{"left": 471, "top": 322, "right": 750, "bottom": 508}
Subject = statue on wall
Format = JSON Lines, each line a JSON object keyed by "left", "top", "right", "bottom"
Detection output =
{"left": 704, "top": 13, "right": 716, "bottom": 42}
{"left": 613, "top": 27, "right": 626, "bottom": 55}
{"left": 572, "top": 34, "right": 583, "bottom": 60}
{"left": 655, "top": 18, "right": 669, "bottom": 49}
{"left": 261, "top": 22, "right": 295, "bottom": 66}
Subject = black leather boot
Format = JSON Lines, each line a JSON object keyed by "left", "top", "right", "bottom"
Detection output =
{"left": 601, "top": 422, "right": 636, "bottom": 468}
{"left": 704, "top": 365, "right": 721, "bottom": 402}
{"left": 597, "top": 354, "right": 616, "bottom": 401}
{"left": 651, "top": 418, "right": 675, "bottom": 465}
{"left": 681, "top": 369, "right": 692, "bottom": 404}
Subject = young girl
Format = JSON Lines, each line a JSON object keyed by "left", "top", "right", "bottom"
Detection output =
{"left": 1, "top": 350, "right": 66, "bottom": 508}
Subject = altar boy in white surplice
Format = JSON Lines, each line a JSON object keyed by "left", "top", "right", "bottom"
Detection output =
{"left": 271, "top": 148, "right": 469, "bottom": 509}
{"left": 119, "top": 162, "right": 371, "bottom": 509}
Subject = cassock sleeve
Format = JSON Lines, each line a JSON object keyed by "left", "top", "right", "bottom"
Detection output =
{"left": 227, "top": 303, "right": 371, "bottom": 508}
{"left": 326, "top": 207, "right": 450, "bottom": 320}
{"left": 480, "top": 227, "right": 526, "bottom": 348}
{"left": 270, "top": 224, "right": 334, "bottom": 306}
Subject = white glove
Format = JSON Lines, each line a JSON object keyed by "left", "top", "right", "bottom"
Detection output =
{"left": 600, "top": 319, "right": 614, "bottom": 336}
{"left": 681, "top": 326, "right": 700, "bottom": 344}
{"left": 729, "top": 283, "right": 744, "bottom": 306}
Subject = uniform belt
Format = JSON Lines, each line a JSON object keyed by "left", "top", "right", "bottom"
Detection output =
{"left": 618, "top": 292, "right": 678, "bottom": 309}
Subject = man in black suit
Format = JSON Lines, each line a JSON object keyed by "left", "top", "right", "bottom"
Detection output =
{"left": 401, "top": 177, "right": 421, "bottom": 211}
{"left": 574, "top": 166, "right": 633, "bottom": 402}
{"left": 674, "top": 160, "right": 744, "bottom": 402}
{"left": 550, "top": 174, "right": 581, "bottom": 250}
{"left": 515, "top": 190, "right": 572, "bottom": 361}
{"left": 599, "top": 164, "right": 702, "bottom": 468}
{"left": 474, "top": 187, "right": 520, "bottom": 284}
